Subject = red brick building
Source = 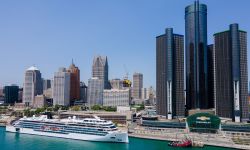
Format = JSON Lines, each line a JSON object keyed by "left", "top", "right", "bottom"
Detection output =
{"left": 68, "top": 61, "right": 80, "bottom": 105}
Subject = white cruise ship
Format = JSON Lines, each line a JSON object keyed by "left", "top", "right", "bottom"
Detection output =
{"left": 6, "top": 115, "right": 128, "bottom": 143}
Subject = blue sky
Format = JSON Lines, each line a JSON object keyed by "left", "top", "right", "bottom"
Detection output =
{"left": 0, "top": 0, "right": 249, "bottom": 88}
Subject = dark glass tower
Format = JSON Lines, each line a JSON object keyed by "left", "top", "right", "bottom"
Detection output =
{"left": 156, "top": 28, "right": 185, "bottom": 119}
{"left": 185, "top": 1, "right": 208, "bottom": 110}
{"left": 4, "top": 85, "right": 19, "bottom": 104}
{"left": 214, "top": 24, "right": 248, "bottom": 122}
{"left": 207, "top": 44, "right": 215, "bottom": 109}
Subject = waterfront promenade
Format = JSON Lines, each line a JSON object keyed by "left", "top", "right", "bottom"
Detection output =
{"left": 128, "top": 125, "right": 250, "bottom": 150}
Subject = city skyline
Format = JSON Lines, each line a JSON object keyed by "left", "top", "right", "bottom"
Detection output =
{"left": 0, "top": 0, "right": 249, "bottom": 88}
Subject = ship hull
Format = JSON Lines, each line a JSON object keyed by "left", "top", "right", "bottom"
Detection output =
{"left": 6, "top": 126, "right": 129, "bottom": 143}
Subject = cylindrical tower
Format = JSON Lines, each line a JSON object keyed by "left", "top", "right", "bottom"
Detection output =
{"left": 185, "top": 1, "right": 208, "bottom": 110}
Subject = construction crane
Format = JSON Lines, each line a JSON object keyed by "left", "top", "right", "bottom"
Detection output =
{"left": 123, "top": 64, "right": 129, "bottom": 80}
{"left": 123, "top": 64, "right": 131, "bottom": 87}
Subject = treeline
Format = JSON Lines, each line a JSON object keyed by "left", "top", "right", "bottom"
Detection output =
{"left": 91, "top": 105, "right": 117, "bottom": 112}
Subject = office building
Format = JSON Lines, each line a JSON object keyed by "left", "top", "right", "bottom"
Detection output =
{"left": 132, "top": 73, "right": 143, "bottom": 99}
{"left": 43, "top": 79, "right": 51, "bottom": 91}
{"left": 92, "top": 56, "right": 109, "bottom": 89}
{"left": 249, "top": 82, "right": 250, "bottom": 94}
{"left": 0, "top": 88, "right": 3, "bottom": 97}
{"left": 214, "top": 24, "right": 248, "bottom": 122}
{"left": 208, "top": 44, "right": 215, "bottom": 108}
{"left": 156, "top": 28, "right": 185, "bottom": 119}
{"left": 44, "top": 88, "right": 52, "bottom": 99}
{"left": 33, "top": 95, "right": 46, "bottom": 108}
{"left": 103, "top": 89, "right": 130, "bottom": 107}
{"left": 53, "top": 68, "right": 71, "bottom": 106}
{"left": 18, "top": 88, "right": 23, "bottom": 103}
{"left": 4, "top": 85, "right": 19, "bottom": 104}
{"left": 141, "top": 88, "right": 149, "bottom": 100}
{"left": 110, "top": 79, "right": 123, "bottom": 90}
{"left": 87, "top": 77, "right": 104, "bottom": 106}
{"left": 68, "top": 61, "right": 80, "bottom": 104}
{"left": 23, "top": 66, "right": 43, "bottom": 106}
{"left": 185, "top": 1, "right": 209, "bottom": 110}
{"left": 80, "top": 82, "right": 88, "bottom": 103}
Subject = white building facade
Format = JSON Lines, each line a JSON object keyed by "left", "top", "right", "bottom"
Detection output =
{"left": 23, "top": 66, "right": 43, "bottom": 106}
{"left": 52, "top": 68, "right": 70, "bottom": 106}
{"left": 103, "top": 89, "right": 130, "bottom": 107}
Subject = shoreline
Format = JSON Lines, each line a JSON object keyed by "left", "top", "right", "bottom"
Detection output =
{"left": 0, "top": 124, "right": 6, "bottom": 127}
{"left": 1, "top": 125, "right": 248, "bottom": 149}
{"left": 129, "top": 133, "right": 249, "bottom": 150}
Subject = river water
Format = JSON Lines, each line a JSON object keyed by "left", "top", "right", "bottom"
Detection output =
{"left": 0, "top": 127, "right": 233, "bottom": 150}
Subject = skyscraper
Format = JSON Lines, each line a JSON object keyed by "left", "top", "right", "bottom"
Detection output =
{"left": 214, "top": 24, "right": 248, "bottom": 122}
{"left": 185, "top": 1, "right": 209, "bottom": 110}
{"left": 68, "top": 60, "right": 80, "bottom": 104}
{"left": 156, "top": 28, "right": 185, "bottom": 119}
{"left": 43, "top": 79, "right": 51, "bottom": 91}
{"left": 207, "top": 44, "right": 215, "bottom": 109}
{"left": 132, "top": 73, "right": 143, "bottom": 99}
{"left": 4, "top": 85, "right": 19, "bottom": 104}
{"left": 87, "top": 77, "right": 104, "bottom": 106}
{"left": 92, "top": 56, "right": 109, "bottom": 89}
{"left": 23, "top": 66, "right": 43, "bottom": 106}
{"left": 52, "top": 68, "right": 71, "bottom": 106}
{"left": 0, "top": 88, "right": 3, "bottom": 97}
{"left": 80, "top": 82, "right": 88, "bottom": 103}
{"left": 141, "top": 88, "right": 149, "bottom": 100}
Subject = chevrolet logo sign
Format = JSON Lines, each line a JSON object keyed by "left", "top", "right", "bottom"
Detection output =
{"left": 197, "top": 116, "right": 210, "bottom": 121}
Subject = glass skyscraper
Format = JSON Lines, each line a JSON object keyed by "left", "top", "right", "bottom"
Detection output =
{"left": 185, "top": 1, "right": 209, "bottom": 110}
{"left": 214, "top": 24, "right": 248, "bottom": 122}
{"left": 156, "top": 28, "right": 185, "bottom": 119}
{"left": 4, "top": 85, "right": 19, "bottom": 104}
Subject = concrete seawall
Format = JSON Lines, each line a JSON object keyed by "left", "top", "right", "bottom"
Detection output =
{"left": 128, "top": 128, "right": 250, "bottom": 150}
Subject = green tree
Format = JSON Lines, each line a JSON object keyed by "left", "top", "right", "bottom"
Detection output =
{"left": 53, "top": 104, "right": 61, "bottom": 112}
{"left": 103, "top": 106, "right": 116, "bottom": 112}
{"left": 91, "top": 105, "right": 101, "bottom": 110}
{"left": 24, "top": 109, "right": 35, "bottom": 117}
{"left": 47, "top": 107, "right": 53, "bottom": 112}
{"left": 61, "top": 106, "right": 69, "bottom": 110}
{"left": 71, "top": 106, "right": 81, "bottom": 111}
{"left": 34, "top": 107, "right": 46, "bottom": 115}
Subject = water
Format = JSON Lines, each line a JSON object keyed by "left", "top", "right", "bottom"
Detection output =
{"left": 0, "top": 127, "right": 232, "bottom": 150}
